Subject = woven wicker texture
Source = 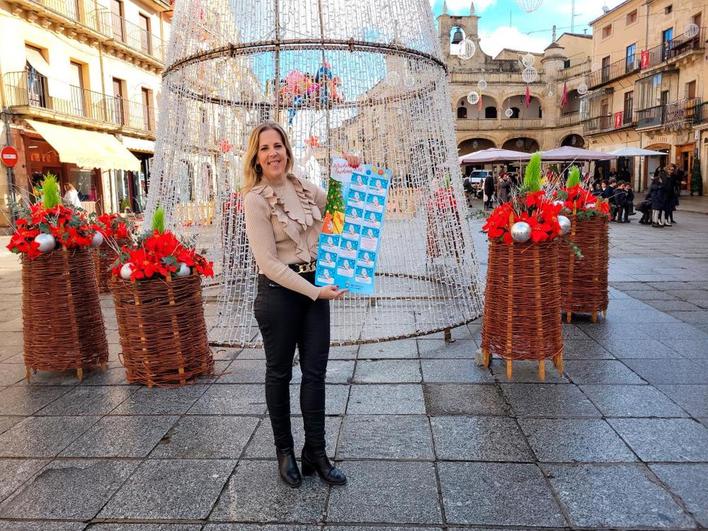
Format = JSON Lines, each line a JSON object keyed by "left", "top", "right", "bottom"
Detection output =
{"left": 481, "top": 239, "right": 563, "bottom": 362}
{"left": 559, "top": 215, "right": 609, "bottom": 320}
{"left": 22, "top": 247, "right": 108, "bottom": 376}
{"left": 94, "top": 243, "right": 123, "bottom": 293}
{"left": 110, "top": 274, "right": 214, "bottom": 387}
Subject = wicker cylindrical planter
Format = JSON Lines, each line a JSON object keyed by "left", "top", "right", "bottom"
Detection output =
{"left": 22, "top": 247, "right": 109, "bottom": 381}
{"left": 559, "top": 215, "right": 609, "bottom": 323}
{"left": 110, "top": 274, "right": 214, "bottom": 387}
{"left": 481, "top": 239, "right": 564, "bottom": 380}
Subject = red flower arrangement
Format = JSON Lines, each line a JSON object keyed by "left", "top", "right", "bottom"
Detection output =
{"left": 7, "top": 176, "right": 97, "bottom": 259}
{"left": 111, "top": 208, "right": 214, "bottom": 281}
{"left": 554, "top": 166, "right": 610, "bottom": 219}
{"left": 92, "top": 213, "right": 132, "bottom": 240}
{"left": 482, "top": 154, "right": 563, "bottom": 245}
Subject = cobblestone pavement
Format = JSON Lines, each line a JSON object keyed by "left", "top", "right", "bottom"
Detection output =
{"left": 0, "top": 209, "right": 707, "bottom": 530}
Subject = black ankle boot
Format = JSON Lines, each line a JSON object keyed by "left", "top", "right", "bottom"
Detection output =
{"left": 276, "top": 447, "right": 302, "bottom": 488}
{"left": 301, "top": 447, "right": 347, "bottom": 485}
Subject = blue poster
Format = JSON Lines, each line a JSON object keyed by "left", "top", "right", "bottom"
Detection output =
{"left": 315, "top": 162, "right": 392, "bottom": 294}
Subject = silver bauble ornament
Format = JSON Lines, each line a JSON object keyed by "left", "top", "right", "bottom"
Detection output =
{"left": 91, "top": 232, "right": 104, "bottom": 248}
{"left": 477, "top": 79, "right": 488, "bottom": 90}
{"left": 466, "top": 90, "right": 480, "bottom": 105}
{"left": 504, "top": 107, "right": 514, "bottom": 118}
{"left": 558, "top": 215, "right": 571, "bottom": 235}
{"left": 176, "top": 262, "right": 191, "bottom": 277}
{"left": 34, "top": 233, "right": 55, "bottom": 253}
{"left": 120, "top": 263, "right": 134, "bottom": 280}
{"left": 511, "top": 221, "right": 532, "bottom": 243}
{"left": 577, "top": 82, "right": 588, "bottom": 95}
{"left": 522, "top": 66, "right": 538, "bottom": 84}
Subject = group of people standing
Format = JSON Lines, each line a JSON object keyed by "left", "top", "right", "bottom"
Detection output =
{"left": 637, "top": 163, "right": 685, "bottom": 227}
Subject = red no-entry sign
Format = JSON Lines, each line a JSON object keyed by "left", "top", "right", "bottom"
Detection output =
{"left": 1, "top": 146, "right": 19, "bottom": 168}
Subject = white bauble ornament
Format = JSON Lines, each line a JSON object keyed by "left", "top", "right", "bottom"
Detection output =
{"left": 577, "top": 82, "right": 589, "bottom": 95}
{"left": 554, "top": 200, "right": 565, "bottom": 207}
{"left": 586, "top": 203, "right": 597, "bottom": 210}
{"left": 176, "top": 262, "right": 191, "bottom": 277}
{"left": 558, "top": 215, "right": 571, "bottom": 235}
{"left": 504, "top": 108, "right": 514, "bottom": 118}
{"left": 458, "top": 38, "right": 476, "bottom": 60}
{"left": 91, "top": 232, "right": 104, "bottom": 248}
{"left": 522, "top": 67, "right": 539, "bottom": 84}
{"left": 477, "top": 79, "right": 488, "bottom": 90}
{"left": 511, "top": 221, "right": 532, "bottom": 243}
{"left": 34, "top": 233, "right": 55, "bottom": 253}
{"left": 466, "top": 90, "right": 480, "bottom": 105}
{"left": 120, "top": 263, "right": 134, "bottom": 280}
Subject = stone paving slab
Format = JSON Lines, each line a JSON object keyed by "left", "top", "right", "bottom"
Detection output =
{"left": 0, "top": 521, "right": 86, "bottom": 530}
{"left": 608, "top": 418, "right": 708, "bottom": 462}
{"left": 61, "top": 415, "right": 178, "bottom": 458}
{"left": 0, "top": 416, "right": 100, "bottom": 457}
{"left": 543, "top": 463, "right": 696, "bottom": 529}
{"left": 0, "top": 386, "right": 72, "bottom": 415}
{"left": 210, "top": 460, "right": 328, "bottom": 524}
{"left": 657, "top": 384, "right": 708, "bottom": 417}
{"left": 423, "top": 383, "right": 509, "bottom": 416}
{"left": 580, "top": 384, "right": 689, "bottom": 417}
{"left": 438, "top": 462, "right": 566, "bottom": 527}
{"left": 0, "top": 459, "right": 139, "bottom": 520}
{"left": 326, "top": 460, "right": 442, "bottom": 525}
{"left": 98, "top": 459, "right": 236, "bottom": 520}
{"left": 346, "top": 384, "right": 424, "bottom": 414}
{"left": 337, "top": 414, "right": 434, "bottom": 460}
{"left": 650, "top": 464, "right": 708, "bottom": 527}
{"left": 111, "top": 385, "right": 209, "bottom": 415}
{"left": 37, "top": 385, "right": 137, "bottom": 416}
{"left": 0, "top": 458, "right": 50, "bottom": 503}
{"left": 430, "top": 416, "right": 533, "bottom": 461}
{"left": 244, "top": 416, "right": 341, "bottom": 458}
{"left": 500, "top": 383, "right": 600, "bottom": 418}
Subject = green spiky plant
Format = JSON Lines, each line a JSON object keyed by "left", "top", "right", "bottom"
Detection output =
{"left": 521, "top": 152, "right": 542, "bottom": 193}
{"left": 566, "top": 165, "right": 581, "bottom": 188}
{"left": 152, "top": 206, "right": 166, "bottom": 234}
{"left": 41, "top": 174, "right": 61, "bottom": 209}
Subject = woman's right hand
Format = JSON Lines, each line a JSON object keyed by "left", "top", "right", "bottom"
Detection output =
{"left": 318, "top": 285, "right": 347, "bottom": 300}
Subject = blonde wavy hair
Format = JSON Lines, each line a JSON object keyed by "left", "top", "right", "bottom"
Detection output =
{"left": 242, "top": 121, "right": 294, "bottom": 194}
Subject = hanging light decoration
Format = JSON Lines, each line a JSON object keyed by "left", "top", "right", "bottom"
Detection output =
{"left": 458, "top": 38, "right": 476, "bottom": 60}
{"left": 521, "top": 53, "right": 535, "bottom": 67}
{"left": 477, "top": 79, "right": 488, "bottom": 90}
{"left": 521, "top": 66, "right": 539, "bottom": 83}
{"left": 466, "top": 91, "right": 480, "bottom": 105}
{"left": 504, "top": 108, "right": 514, "bottom": 118}
{"left": 385, "top": 70, "right": 400, "bottom": 86}
{"left": 577, "top": 81, "right": 589, "bottom": 95}
{"left": 685, "top": 23, "right": 700, "bottom": 38}
{"left": 516, "top": 0, "right": 543, "bottom": 13}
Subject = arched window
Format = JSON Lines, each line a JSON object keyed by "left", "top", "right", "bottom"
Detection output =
{"left": 457, "top": 105, "right": 467, "bottom": 119}
{"left": 485, "top": 106, "right": 497, "bottom": 119}
{"left": 538, "top": 106, "right": 543, "bottom": 119}
{"left": 511, "top": 107, "right": 520, "bottom": 119}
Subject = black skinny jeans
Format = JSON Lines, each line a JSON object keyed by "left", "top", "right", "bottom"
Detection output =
{"left": 254, "top": 272, "right": 329, "bottom": 452}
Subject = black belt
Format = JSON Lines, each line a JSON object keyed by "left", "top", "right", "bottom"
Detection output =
{"left": 288, "top": 261, "right": 317, "bottom": 274}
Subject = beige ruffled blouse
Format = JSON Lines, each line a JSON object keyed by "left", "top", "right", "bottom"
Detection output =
{"left": 243, "top": 174, "right": 327, "bottom": 300}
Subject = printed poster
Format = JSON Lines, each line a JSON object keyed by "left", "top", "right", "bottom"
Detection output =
{"left": 315, "top": 159, "right": 392, "bottom": 295}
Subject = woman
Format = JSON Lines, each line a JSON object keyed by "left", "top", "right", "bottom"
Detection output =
{"left": 649, "top": 172, "right": 666, "bottom": 228}
{"left": 243, "top": 121, "right": 356, "bottom": 488}
{"left": 63, "top": 183, "right": 81, "bottom": 207}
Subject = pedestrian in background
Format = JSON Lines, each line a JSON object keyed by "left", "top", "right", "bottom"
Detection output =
{"left": 483, "top": 171, "right": 495, "bottom": 209}
{"left": 649, "top": 172, "right": 667, "bottom": 228}
{"left": 63, "top": 183, "right": 81, "bottom": 208}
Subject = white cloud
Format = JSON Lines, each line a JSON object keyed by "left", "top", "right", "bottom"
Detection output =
{"left": 479, "top": 25, "right": 549, "bottom": 57}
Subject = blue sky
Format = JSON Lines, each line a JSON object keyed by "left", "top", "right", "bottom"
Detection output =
{"left": 429, "top": 0, "right": 625, "bottom": 56}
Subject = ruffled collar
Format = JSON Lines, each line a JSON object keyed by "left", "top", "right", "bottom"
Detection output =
{"left": 251, "top": 174, "right": 322, "bottom": 262}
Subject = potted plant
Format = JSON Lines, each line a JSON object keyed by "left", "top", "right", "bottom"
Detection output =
{"left": 7, "top": 175, "right": 108, "bottom": 381}
{"left": 109, "top": 208, "right": 214, "bottom": 387}
{"left": 480, "top": 153, "right": 567, "bottom": 380}
{"left": 555, "top": 166, "right": 610, "bottom": 323}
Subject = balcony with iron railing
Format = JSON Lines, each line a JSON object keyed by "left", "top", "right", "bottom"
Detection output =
{"left": 642, "top": 27, "right": 706, "bottom": 72}
{"left": 588, "top": 55, "right": 639, "bottom": 89}
{"left": 456, "top": 117, "right": 545, "bottom": 131}
{"left": 583, "top": 114, "right": 613, "bottom": 134}
{"left": 636, "top": 97, "right": 703, "bottom": 130}
{"left": 9, "top": 0, "right": 165, "bottom": 64}
{"left": 557, "top": 61, "right": 591, "bottom": 81}
{"left": 3, "top": 71, "right": 156, "bottom": 135}
{"left": 558, "top": 110, "right": 581, "bottom": 127}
